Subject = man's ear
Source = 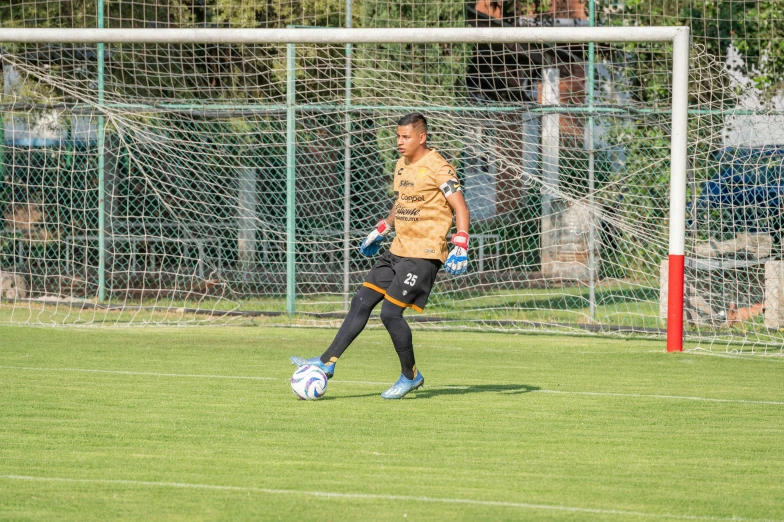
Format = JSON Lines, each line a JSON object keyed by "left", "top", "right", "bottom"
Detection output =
{"left": 419, "top": 132, "right": 427, "bottom": 145}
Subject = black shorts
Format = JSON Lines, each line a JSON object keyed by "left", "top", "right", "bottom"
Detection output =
{"left": 363, "top": 250, "right": 441, "bottom": 313}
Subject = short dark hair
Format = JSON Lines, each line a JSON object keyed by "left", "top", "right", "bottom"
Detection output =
{"left": 397, "top": 113, "right": 428, "bottom": 136}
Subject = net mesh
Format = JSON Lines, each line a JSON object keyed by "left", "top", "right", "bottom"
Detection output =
{"left": 1, "top": 1, "right": 784, "bottom": 355}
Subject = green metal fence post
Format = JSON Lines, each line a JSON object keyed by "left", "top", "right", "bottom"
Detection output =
{"left": 0, "top": 114, "right": 4, "bottom": 182}
{"left": 587, "top": 0, "right": 596, "bottom": 321}
{"left": 0, "top": 112, "right": 4, "bottom": 265}
{"left": 343, "top": 0, "right": 353, "bottom": 312}
{"left": 286, "top": 42, "right": 296, "bottom": 314}
{"left": 97, "top": 0, "right": 107, "bottom": 303}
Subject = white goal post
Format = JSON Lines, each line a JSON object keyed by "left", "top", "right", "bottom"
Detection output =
{"left": 0, "top": 27, "right": 690, "bottom": 351}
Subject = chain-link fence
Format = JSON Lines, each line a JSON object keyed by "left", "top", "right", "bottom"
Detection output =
{"left": 2, "top": 2, "right": 784, "bottom": 355}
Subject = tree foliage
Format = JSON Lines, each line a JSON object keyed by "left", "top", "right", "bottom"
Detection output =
{"left": 603, "top": 0, "right": 784, "bottom": 97}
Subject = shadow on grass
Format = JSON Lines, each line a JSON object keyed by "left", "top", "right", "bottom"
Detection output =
{"left": 330, "top": 383, "right": 539, "bottom": 400}
{"left": 413, "top": 383, "right": 540, "bottom": 399}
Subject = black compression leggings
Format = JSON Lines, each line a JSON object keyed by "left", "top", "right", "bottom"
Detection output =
{"left": 320, "top": 286, "right": 383, "bottom": 363}
{"left": 379, "top": 299, "right": 416, "bottom": 379}
{"left": 320, "top": 286, "right": 417, "bottom": 379}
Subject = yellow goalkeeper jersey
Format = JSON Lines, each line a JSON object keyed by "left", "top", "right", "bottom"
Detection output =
{"left": 390, "top": 149, "right": 461, "bottom": 263}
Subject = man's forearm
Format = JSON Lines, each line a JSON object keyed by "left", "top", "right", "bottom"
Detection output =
{"left": 385, "top": 204, "right": 397, "bottom": 228}
{"left": 455, "top": 206, "right": 469, "bottom": 233}
{"left": 446, "top": 192, "right": 469, "bottom": 234}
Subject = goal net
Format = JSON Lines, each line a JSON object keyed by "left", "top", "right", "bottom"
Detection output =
{"left": 0, "top": 26, "right": 780, "bottom": 354}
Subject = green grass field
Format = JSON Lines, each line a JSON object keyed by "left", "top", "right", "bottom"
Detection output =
{"left": 1, "top": 326, "right": 782, "bottom": 521}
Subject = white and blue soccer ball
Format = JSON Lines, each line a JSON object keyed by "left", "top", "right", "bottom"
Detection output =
{"left": 290, "top": 365, "right": 328, "bottom": 400}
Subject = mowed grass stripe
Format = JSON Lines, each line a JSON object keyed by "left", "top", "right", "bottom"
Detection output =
{"left": 2, "top": 326, "right": 782, "bottom": 521}
{"left": 0, "top": 365, "right": 280, "bottom": 382}
{"left": 686, "top": 350, "right": 784, "bottom": 361}
{"left": 0, "top": 475, "right": 774, "bottom": 522}
{"left": 1, "top": 364, "right": 782, "bottom": 406}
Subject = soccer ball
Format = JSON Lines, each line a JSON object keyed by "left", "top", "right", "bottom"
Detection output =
{"left": 290, "top": 365, "right": 328, "bottom": 400}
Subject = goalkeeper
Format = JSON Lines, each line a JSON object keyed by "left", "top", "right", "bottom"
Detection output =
{"left": 291, "top": 113, "right": 470, "bottom": 399}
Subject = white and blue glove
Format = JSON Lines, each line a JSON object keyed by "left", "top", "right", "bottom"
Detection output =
{"left": 445, "top": 231, "right": 469, "bottom": 275}
{"left": 359, "top": 219, "right": 391, "bottom": 257}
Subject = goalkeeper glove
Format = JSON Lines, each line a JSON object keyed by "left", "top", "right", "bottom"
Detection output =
{"left": 445, "top": 231, "right": 469, "bottom": 275}
{"left": 359, "top": 220, "right": 391, "bottom": 257}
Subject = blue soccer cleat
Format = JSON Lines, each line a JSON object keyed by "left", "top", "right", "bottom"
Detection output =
{"left": 380, "top": 371, "right": 424, "bottom": 399}
{"left": 290, "top": 355, "right": 336, "bottom": 379}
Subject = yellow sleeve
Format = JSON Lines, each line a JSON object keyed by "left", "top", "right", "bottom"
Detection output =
{"left": 435, "top": 164, "right": 461, "bottom": 198}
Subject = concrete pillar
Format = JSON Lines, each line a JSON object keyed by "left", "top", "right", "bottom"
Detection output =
{"left": 238, "top": 167, "right": 257, "bottom": 280}
{"left": 765, "top": 260, "right": 784, "bottom": 329}
{"left": 540, "top": 67, "right": 598, "bottom": 281}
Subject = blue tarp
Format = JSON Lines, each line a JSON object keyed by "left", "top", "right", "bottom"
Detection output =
{"left": 692, "top": 147, "right": 784, "bottom": 235}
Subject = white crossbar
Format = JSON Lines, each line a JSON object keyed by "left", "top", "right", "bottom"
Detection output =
{"left": 0, "top": 27, "right": 686, "bottom": 44}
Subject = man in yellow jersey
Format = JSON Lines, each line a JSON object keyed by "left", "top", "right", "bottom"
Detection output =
{"left": 291, "top": 113, "right": 470, "bottom": 399}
